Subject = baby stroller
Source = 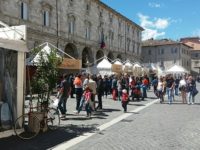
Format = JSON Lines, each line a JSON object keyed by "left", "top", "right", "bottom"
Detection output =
{"left": 131, "top": 85, "right": 143, "bottom": 101}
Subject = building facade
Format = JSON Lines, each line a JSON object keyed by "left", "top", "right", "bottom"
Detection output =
{"left": 141, "top": 39, "right": 191, "bottom": 72}
{"left": 0, "top": 0, "right": 143, "bottom": 72}
{"left": 180, "top": 37, "right": 200, "bottom": 76}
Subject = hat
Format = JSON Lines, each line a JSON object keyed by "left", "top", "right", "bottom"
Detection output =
{"left": 122, "top": 89, "right": 127, "bottom": 93}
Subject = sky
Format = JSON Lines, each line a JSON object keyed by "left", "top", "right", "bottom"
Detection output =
{"left": 101, "top": 0, "right": 200, "bottom": 41}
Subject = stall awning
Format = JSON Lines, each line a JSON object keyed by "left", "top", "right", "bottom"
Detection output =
{"left": 0, "top": 37, "right": 28, "bottom": 52}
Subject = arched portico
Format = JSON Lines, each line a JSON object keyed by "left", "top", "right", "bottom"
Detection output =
{"left": 107, "top": 52, "right": 114, "bottom": 62}
{"left": 82, "top": 47, "right": 93, "bottom": 68}
{"left": 64, "top": 43, "right": 78, "bottom": 59}
{"left": 96, "top": 50, "right": 104, "bottom": 63}
{"left": 116, "top": 54, "right": 122, "bottom": 61}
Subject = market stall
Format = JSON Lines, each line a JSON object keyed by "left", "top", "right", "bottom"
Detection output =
{"left": 112, "top": 59, "right": 123, "bottom": 74}
{"left": 96, "top": 58, "right": 112, "bottom": 76}
{"left": 0, "top": 23, "right": 28, "bottom": 131}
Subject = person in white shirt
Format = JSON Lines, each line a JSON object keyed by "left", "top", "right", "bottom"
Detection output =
{"left": 179, "top": 76, "right": 187, "bottom": 104}
{"left": 157, "top": 77, "right": 164, "bottom": 103}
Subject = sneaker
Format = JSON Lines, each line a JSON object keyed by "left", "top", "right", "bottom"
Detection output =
{"left": 191, "top": 102, "right": 194, "bottom": 105}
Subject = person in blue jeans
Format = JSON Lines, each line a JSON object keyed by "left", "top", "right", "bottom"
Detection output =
{"left": 166, "top": 75, "right": 175, "bottom": 104}
{"left": 58, "top": 74, "right": 71, "bottom": 118}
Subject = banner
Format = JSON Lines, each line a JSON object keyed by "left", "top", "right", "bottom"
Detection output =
{"left": 112, "top": 64, "right": 122, "bottom": 73}
{"left": 124, "top": 66, "right": 133, "bottom": 73}
{"left": 59, "top": 58, "right": 82, "bottom": 69}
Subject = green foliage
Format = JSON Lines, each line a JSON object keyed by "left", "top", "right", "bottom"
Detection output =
{"left": 31, "top": 47, "right": 62, "bottom": 102}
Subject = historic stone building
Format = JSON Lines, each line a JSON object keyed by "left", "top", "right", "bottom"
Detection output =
{"left": 0, "top": 0, "right": 143, "bottom": 72}
{"left": 141, "top": 39, "right": 191, "bottom": 72}
{"left": 181, "top": 37, "right": 200, "bottom": 76}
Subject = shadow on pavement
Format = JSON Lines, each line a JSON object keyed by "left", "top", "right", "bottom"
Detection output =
{"left": 128, "top": 103, "right": 145, "bottom": 106}
{"left": 0, "top": 124, "right": 99, "bottom": 150}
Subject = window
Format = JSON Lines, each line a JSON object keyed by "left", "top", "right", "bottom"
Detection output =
{"left": 127, "top": 38, "right": 130, "bottom": 51}
{"left": 68, "top": 16, "right": 75, "bottom": 34}
{"left": 171, "top": 48, "right": 174, "bottom": 54}
{"left": 118, "top": 35, "right": 122, "bottom": 48}
{"left": 85, "top": 21, "right": 91, "bottom": 40}
{"left": 118, "top": 21, "right": 121, "bottom": 31}
{"left": 195, "top": 53, "right": 199, "bottom": 58}
{"left": 21, "top": 2, "right": 28, "bottom": 20}
{"left": 161, "top": 48, "right": 164, "bottom": 54}
{"left": 132, "top": 41, "right": 135, "bottom": 53}
{"left": 148, "top": 49, "right": 151, "bottom": 55}
{"left": 69, "top": 0, "right": 74, "bottom": 7}
{"left": 43, "top": 10, "right": 49, "bottom": 26}
{"left": 174, "top": 59, "right": 176, "bottom": 64}
{"left": 86, "top": 3, "right": 90, "bottom": 14}
{"left": 174, "top": 48, "right": 177, "bottom": 53}
{"left": 109, "top": 30, "right": 114, "bottom": 46}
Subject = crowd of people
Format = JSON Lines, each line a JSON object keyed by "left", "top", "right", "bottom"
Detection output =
{"left": 152, "top": 74, "right": 198, "bottom": 104}
{"left": 56, "top": 72, "right": 199, "bottom": 119}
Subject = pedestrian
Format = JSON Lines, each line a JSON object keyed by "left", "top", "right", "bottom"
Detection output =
{"left": 57, "top": 74, "right": 71, "bottom": 118}
{"left": 96, "top": 75, "right": 104, "bottom": 110}
{"left": 157, "top": 77, "right": 164, "bottom": 103}
{"left": 88, "top": 74, "right": 97, "bottom": 111}
{"left": 84, "top": 86, "right": 93, "bottom": 117}
{"left": 186, "top": 75, "right": 197, "bottom": 105}
{"left": 166, "top": 75, "right": 175, "bottom": 104}
{"left": 73, "top": 74, "right": 83, "bottom": 112}
{"left": 111, "top": 75, "right": 117, "bottom": 100}
{"left": 179, "top": 76, "right": 187, "bottom": 104}
{"left": 117, "top": 78, "right": 122, "bottom": 101}
{"left": 121, "top": 89, "right": 129, "bottom": 113}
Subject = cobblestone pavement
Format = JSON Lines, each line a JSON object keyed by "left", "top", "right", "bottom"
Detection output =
{"left": 1, "top": 83, "right": 200, "bottom": 150}
{"left": 0, "top": 88, "right": 156, "bottom": 150}
{"left": 66, "top": 83, "right": 200, "bottom": 150}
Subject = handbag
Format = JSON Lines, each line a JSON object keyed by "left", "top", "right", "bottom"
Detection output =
{"left": 192, "top": 87, "right": 199, "bottom": 96}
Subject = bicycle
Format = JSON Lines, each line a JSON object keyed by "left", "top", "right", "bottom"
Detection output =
{"left": 14, "top": 97, "right": 60, "bottom": 140}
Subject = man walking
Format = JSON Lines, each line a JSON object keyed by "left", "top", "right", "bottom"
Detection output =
{"left": 58, "top": 74, "right": 71, "bottom": 118}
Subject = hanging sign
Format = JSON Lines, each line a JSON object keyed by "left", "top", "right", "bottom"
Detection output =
{"left": 112, "top": 64, "right": 122, "bottom": 73}
{"left": 59, "top": 58, "right": 82, "bottom": 69}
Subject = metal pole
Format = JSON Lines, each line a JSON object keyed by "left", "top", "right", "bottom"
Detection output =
{"left": 56, "top": 0, "right": 59, "bottom": 48}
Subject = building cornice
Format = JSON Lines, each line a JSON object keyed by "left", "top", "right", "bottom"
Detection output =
{"left": 92, "top": 0, "right": 144, "bottom": 31}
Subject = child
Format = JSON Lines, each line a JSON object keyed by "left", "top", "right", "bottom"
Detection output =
{"left": 122, "top": 89, "right": 129, "bottom": 113}
{"left": 84, "top": 86, "right": 93, "bottom": 117}
{"left": 77, "top": 86, "right": 93, "bottom": 117}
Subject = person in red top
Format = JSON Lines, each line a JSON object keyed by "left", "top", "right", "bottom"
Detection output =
{"left": 121, "top": 89, "right": 129, "bottom": 113}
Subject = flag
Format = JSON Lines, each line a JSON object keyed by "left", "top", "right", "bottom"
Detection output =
{"left": 100, "top": 32, "right": 106, "bottom": 49}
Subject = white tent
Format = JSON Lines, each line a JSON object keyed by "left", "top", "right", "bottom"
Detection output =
{"left": 96, "top": 58, "right": 112, "bottom": 76}
{"left": 114, "top": 60, "right": 123, "bottom": 65}
{"left": 165, "top": 64, "right": 189, "bottom": 74}
{"left": 123, "top": 60, "right": 133, "bottom": 72}
{"left": 27, "top": 42, "right": 74, "bottom": 66}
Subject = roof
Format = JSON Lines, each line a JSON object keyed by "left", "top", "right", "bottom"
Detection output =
{"left": 0, "top": 37, "right": 28, "bottom": 52}
{"left": 142, "top": 38, "right": 192, "bottom": 48}
{"left": 96, "top": 0, "right": 144, "bottom": 31}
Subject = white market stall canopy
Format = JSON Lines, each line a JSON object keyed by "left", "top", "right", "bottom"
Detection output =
{"left": 27, "top": 42, "right": 81, "bottom": 69}
{"left": 96, "top": 58, "right": 112, "bottom": 76}
{"left": 112, "top": 59, "right": 123, "bottom": 73}
{"left": 0, "top": 22, "right": 28, "bottom": 52}
{"left": 165, "top": 64, "right": 189, "bottom": 74}
{"left": 123, "top": 60, "right": 133, "bottom": 72}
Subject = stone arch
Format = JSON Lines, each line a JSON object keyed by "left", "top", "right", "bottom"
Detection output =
{"left": 96, "top": 50, "right": 104, "bottom": 63}
{"left": 64, "top": 43, "right": 78, "bottom": 59}
{"left": 107, "top": 52, "right": 114, "bottom": 62}
{"left": 82, "top": 47, "right": 93, "bottom": 68}
{"left": 116, "top": 54, "right": 122, "bottom": 61}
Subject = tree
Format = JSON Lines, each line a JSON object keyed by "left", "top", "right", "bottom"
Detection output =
{"left": 30, "top": 46, "right": 61, "bottom": 106}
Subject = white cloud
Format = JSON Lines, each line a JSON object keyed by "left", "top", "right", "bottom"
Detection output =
{"left": 137, "top": 13, "right": 170, "bottom": 40}
{"left": 148, "top": 2, "right": 161, "bottom": 8}
{"left": 155, "top": 18, "right": 169, "bottom": 29}
{"left": 192, "top": 29, "right": 200, "bottom": 37}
